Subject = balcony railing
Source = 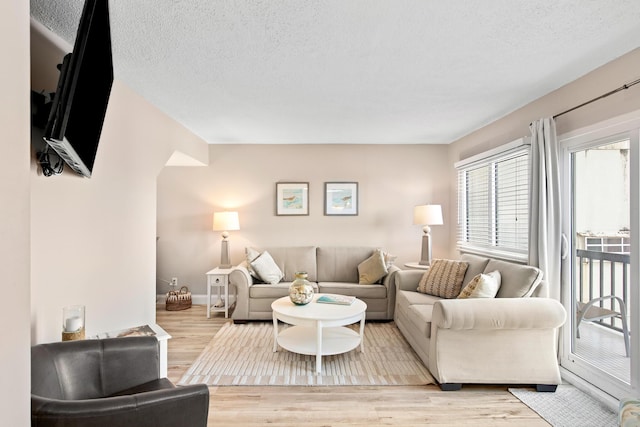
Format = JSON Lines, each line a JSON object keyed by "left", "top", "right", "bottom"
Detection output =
{"left": 576, "top": 249, "right": 630, "bottom": 332}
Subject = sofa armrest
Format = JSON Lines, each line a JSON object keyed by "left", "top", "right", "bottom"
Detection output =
{"left": 381, "top": 265, "right": 401, "bottom": 317}
{"left": 433, "top": 298, "right": 566, "bottom": 330}
{"left": 394, "top": 269, "right": 425, "bottom": 292}
{"left": 382, "top": 265, "right": 401, "bottom": 288}
{"left": 31, "top": 385, "right": 209, "bottom": 427}
{"left": 428, "top": 298, "right": 566, "bottom": 386}
{"left": 230, "top": 265, "right": 253, "bottom": 320}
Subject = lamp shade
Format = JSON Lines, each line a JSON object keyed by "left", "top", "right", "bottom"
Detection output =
{"left": 413, "top": 204, "right": 443, "bottom": 226}
{"left": 212, "top": 211, "right": 240, "bottom": 231}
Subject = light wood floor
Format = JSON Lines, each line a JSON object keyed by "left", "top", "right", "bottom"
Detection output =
{"left": 156, "top": 305, "right": 550, "bottom": 427}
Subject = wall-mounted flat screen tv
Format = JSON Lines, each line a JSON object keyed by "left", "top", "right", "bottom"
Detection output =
{"left": 43, "top": 0, "right": 113, "bottom": 178}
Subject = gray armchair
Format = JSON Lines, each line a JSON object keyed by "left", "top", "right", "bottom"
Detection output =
{"left": 31, "top": 336, "right": 209, "bottom": 427}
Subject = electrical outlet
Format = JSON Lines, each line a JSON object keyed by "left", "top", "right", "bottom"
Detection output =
{"left": 171, "top": 277, "right": 178, "bottom": 287}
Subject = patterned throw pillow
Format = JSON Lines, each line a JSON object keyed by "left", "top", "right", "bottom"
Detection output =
{"left": 417, "top": 259, "right": 469, "bottom": 298}
{"left": 457, "top": 270, "right": 502, "bottom": 299}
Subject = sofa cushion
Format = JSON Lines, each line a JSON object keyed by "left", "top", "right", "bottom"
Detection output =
{"left": 459, "top": 253, "right": 491, "bottom": 288}
{"left": 417, "top": 259, "right": 469, "bottom": 298}
{"left": 317, "top": 247, "right": 375, "bottom": 282}
{"left": 319, "top": 282, "right": 387, "bottom": 299}
{"left": 249, "top": 282, "right": 319, "bottom": 299}
{"left": 262, "top": 246, "right": 318, "bottom": 282}
{"left": 485, "top": 259, "right": 543, "bottom": 298}
{"left": 250, "top": 251, "right": 284, "bottom": 284}
{"left": 358, "top": 249, "right": 388, "bottom": 284}
{"left": 458, "top": 270, "right": 501, "bottom": 299}
{"left": 396, "top": 290, "right": 438, "bottom": 339}
{"left": 406, "top": 304, "right": 434, "bottom": 339}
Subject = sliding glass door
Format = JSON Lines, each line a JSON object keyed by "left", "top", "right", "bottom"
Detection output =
{"left": 560, "top": 117, "right": 639, "bottom": 399}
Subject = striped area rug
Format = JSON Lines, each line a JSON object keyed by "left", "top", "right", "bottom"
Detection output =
{"left": 178, "top": 321, "right": 434, "bottom": 386}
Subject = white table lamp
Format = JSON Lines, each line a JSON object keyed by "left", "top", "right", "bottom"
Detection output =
{"left": 413, "top": 204, "right": 443, "bottom": 266}
{"left": 213, "top": 211, "right": 240, "bottom": 269}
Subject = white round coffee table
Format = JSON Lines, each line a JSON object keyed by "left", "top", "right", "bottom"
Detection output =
{"left": 271, "top": 294, "right": 367, "bottom": 374}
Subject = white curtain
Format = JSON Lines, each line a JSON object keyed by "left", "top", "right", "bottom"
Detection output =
{"left": 529, "top": 118, "right": 562, "bottom": 301}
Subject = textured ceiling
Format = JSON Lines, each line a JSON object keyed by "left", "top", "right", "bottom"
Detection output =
{"left": 31, "top": 0, "right": 640, "bottom": 144}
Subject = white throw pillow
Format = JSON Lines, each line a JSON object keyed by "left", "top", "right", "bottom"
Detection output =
{"left": 457, "top": 270, "right": 502, "bottom": 299}
{"left": 250, "top": 250, "right": 284, "bottom": 285}
{"left": 383, "top": 250, "right": 397, "bottom": 270}
{"left": 358, "top": 249, "right": 388, "bottom": 284}
{"left": 245, "top": 247, "right": 261, "bottom": 279}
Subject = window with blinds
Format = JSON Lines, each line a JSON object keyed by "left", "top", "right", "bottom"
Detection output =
{"left": 457, "top": 145, "right": 530, "bottom": 261}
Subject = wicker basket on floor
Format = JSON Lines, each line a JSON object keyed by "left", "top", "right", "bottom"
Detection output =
{"left": 166, "top": 286, "right": 192, "bottom": 311}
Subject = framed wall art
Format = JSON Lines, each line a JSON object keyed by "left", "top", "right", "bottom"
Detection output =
{"left": 325, "top": 182, "right": 358, "bottom": 216}
{"left": 276, "top": 182, "right": 309, "bottom": 216}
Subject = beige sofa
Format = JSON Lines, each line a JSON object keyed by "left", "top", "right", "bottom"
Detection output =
{"left": 230, "top": 246, "right": 400, "bottom": 322}
{"left": 394, "top": 253, "right": 566, "bottom": 391}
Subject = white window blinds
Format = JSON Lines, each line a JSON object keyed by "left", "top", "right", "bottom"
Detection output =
{"left": 456, "top": 142, "right": 530, "bottom": 261}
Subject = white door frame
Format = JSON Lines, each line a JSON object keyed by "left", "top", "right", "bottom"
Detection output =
{"left": 559, "top": 110, "right": 640, "bottom": 399}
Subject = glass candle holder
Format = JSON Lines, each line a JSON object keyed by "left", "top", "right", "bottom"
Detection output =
{"left": 62, "top": 305, "right": 85, "bottom": 341}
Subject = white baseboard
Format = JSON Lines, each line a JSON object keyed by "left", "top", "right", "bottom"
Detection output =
{"left": 156, "top": 294, "right": 235, "bottom": 306}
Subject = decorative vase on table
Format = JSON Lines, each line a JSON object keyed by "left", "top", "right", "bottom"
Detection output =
{"left": 289, "top": 271, "right": 314, "bottom": 305}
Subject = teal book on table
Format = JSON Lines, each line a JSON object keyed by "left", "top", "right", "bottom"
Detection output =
{"left": 316, "top": 294, "right": 356, "bottom": 305}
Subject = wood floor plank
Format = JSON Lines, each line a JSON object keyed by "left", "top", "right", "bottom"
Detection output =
{"left": 156, "top": 304, "right": 549, "bottom": 426}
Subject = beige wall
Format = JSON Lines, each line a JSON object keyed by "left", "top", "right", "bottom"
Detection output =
{"left": 157, "top": 49, "right": 640, "bottom": 296}
{"left": 157, "top": 144, "right": 450, "bottom": 295}
{"left": 30, "top": 23, "right": 209, "bottom": 343}
{"left": 447, "top": 48, "right": 640, "bottom": 253}
{"left": 1, "top": 1, "right": 30, "bottom": 425}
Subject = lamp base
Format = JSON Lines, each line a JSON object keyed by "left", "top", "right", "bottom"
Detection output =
{"left": 220, "top": 239, "right": 232, "bottom": 269}
{"left": 419, "top": 233, "right": 432, "bottom": 266}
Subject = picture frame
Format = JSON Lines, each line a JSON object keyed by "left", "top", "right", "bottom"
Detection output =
{"left": 276, "top": 182, "right": 309, "bottom": 216}
{"left": 324, "top": 182, "right": 358, "bottom": 216}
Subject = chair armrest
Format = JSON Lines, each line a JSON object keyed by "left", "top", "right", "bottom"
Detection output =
{"left": 433, "top": 298, "right": 566, "bottom": 330}
{"left": 230, "top": 265, "right": 253, "bottom": 320}
{"left": 32, "top": 385, "right": 209, "bottom": 427}
{"left": 395, "top": 269, "right": 425, "bottom": 292}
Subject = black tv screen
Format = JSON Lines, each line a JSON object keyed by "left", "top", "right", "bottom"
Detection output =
{"left": 43, "top": 0, "right": 113, "bottom": 178}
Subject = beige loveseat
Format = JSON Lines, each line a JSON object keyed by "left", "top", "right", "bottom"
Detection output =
{"left": 230, "top": 246, "right": 400, "bottom": 322}
{"left": 394, "top": 253, "right": 566, "bottom": 391}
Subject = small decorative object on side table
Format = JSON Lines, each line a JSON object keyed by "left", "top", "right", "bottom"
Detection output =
{"left": 206, "top": 267, "right": 236, "bottom": 318}
{"left": 62, "top": 305, "right": 85, "bottom": 341}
